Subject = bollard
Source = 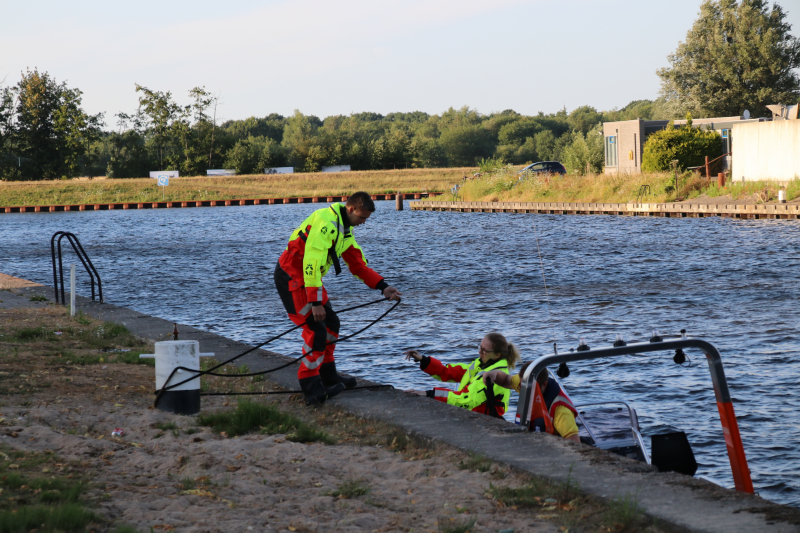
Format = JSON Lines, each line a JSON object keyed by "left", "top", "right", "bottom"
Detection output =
{"left": 69, "top": 264, "right": 76, "bottom": 316}
{"left": 396, "top": 192, "right": 403, "bottom": 211}
{"left": 779, "top": 190, "right": 786, "bottom": 203}
{"left": 140, "top": 340, "right": 214, "bottom": 415}
{"left": 718, "top": 172, "right": 726, "bottom": 188}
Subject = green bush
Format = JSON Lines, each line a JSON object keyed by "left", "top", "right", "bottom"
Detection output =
{"left": 641, "top": 116, "right": 722, "bottom": 172}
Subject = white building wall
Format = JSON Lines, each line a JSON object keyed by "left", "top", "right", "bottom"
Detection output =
{"left": 733, "top": 121, "right": 800, "bottom": 181}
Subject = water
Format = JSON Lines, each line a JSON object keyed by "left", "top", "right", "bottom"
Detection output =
{"left": 2, "top": 202, "right": 799, "bottom": 506}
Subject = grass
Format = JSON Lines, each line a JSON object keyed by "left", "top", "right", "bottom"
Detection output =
{"left": 197, "top": 399, "right": 336, "bottom": 444}
{"left": 456, "top": 452, "right": 492, "bottom": 473}
{"left": 603, "top": 493, "right": 649, "bottom": 532}
{"left": 0, "top": 503, "right": 97, "bottom": 533}
{"left": 28, "top": 295, "right": 48, "bottom": 302}
{"left": 487, "top": 466, "right": 581, "bottom": 509}
{"left": 438, "top": 516, "right": 477, "bottom": 533}
{"left": 439, "top": 165, "right": 800, "bottom": 205}
{"left": 326, "top": 479, "right": 370, "bottom": 499}
{"left": 0, "top": 168, "right": 470, "bottom": 207}
{"left": 0, "top": 446, "right": 97, "bottom": 533}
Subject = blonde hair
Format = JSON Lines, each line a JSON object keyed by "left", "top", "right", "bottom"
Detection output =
{"left": 484, "top": 332, "right": 521, "bottom": 370}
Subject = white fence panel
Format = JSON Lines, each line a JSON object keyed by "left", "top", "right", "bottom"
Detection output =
{"left": 149, "top": 171, "right": 179, "bottom": 178}
{"left": 265, "top": 167, "right": 294, "bottom": 174}
{"left": 321, "top": 165, "right": 351, "bottom": 173}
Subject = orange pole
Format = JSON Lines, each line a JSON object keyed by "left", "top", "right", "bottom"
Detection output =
{"left": 716, "top": 401, "right": 754, "bottom": 493}
{"left": 705, "top": 156, "right": 710, "bottom": 179}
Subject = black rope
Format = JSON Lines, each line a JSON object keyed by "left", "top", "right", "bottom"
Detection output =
{"left": 153, "top": 297, "right": 400, "bottom": 407}
{"left": 199, "top": 384, "right": 394, "bottom": 396}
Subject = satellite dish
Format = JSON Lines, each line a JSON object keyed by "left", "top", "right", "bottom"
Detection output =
{"left": 743, "top": 109, "right": 751, "bottom": 119}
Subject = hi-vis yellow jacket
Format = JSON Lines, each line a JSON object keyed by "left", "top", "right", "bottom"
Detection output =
{"left": 277, "top": 203, "right": 386, "bottom": 304}
{"left": 422, "top": 356, "right": 511, "bottom": 416}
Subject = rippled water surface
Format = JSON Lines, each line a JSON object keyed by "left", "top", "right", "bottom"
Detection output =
{"left": 2, "top": 203, "right": 799, "bottom": 506}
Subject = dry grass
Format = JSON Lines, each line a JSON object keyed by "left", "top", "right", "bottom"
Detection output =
{"left": 0, "top": 168, "right": 472, "bottom": 207}
{"left": 442, "top": 166, "right": 800, "bottom": 205}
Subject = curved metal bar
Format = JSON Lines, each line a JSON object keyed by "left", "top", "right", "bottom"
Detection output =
{"left": 65, "top": 234, "right": 96, "bottom": 301}
{"left": 67, "top": 233, "right": 103, "bottom": 303}
{"left": 515, "top": 337, "right": 753, "bottom": 493}
{"left": 50, "top": 231, "right": 105, "bottom": 305}
{"left": 50, "top": 231, "right": 67, "bottom": 304}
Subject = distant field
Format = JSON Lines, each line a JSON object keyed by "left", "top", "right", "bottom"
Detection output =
{"left": 0, "top": 168, "right": 472, "bottom": 207}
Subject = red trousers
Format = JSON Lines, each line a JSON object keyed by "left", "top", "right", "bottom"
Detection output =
{"left": 274, "top": 266, "right": 340, "bottom": 380}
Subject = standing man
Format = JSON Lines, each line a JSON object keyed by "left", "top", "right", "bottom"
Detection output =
{"left": 274, "top": 191, "right": 402, "bottom": 405}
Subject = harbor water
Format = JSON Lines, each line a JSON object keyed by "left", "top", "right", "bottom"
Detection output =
{"left": 2, "top": 201, "right": 799, "bottom": 506}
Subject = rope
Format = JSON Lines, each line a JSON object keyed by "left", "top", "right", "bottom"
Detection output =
{"left": 530, "top": 215, "right": 558, "bottom": 348}
{"left": 153, "top": 297, "right": 401, "bottom": 408}
{"left": 199, "top": 384, "right": 394, "bottom": 396}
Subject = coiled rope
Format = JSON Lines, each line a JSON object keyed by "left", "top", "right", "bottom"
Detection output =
{"left": 153, "top": 297, "right": 401, "bottom": 407}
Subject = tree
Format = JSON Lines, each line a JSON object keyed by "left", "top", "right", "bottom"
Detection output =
{"left": 641, "top": 116, "right": 723, "bottom": 171}
{"left": 7, "top": 69, "right": 102, "bottom": 180}
{"left": 567, "top": 106, "right": 603, "bottom": 135}
{"left": 135, "top": 84, "right": 182, "bottom": 171}
{"left": 658, "top": 0, "right": 800, "bottom": 117}
{"left": 561, "top": 124, "right": 604, "bottom": 175}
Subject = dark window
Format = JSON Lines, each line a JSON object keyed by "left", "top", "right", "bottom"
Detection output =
{"left": 722, "top": 129, "right": 731, "bottom": 154}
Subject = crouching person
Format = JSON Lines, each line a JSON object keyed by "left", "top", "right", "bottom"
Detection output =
{"left": 483, "top": 363, "right": 580, "bottom": 442}
{"left": 403, "top": 333, "right": 520, "bottom": 417}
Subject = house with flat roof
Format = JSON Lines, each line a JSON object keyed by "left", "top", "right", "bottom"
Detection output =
{"left": 602, "top": 115, "right": 768, "bottom": 175}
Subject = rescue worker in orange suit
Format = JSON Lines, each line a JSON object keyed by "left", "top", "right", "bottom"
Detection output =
{"left": 483, "top": 363, "right": 580, "bottom": 442}
{"left": 274, "top": 192, "right": 402, "bottom": 405}
{"left": 402, "top": 333, "right": 521, "bottom": 417}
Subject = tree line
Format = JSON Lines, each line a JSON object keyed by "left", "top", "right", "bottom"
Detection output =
{"left": 1, "top": 0, "right": 797, "bottom": 181}
{"left": 0, "top": 71, "right": 673, "bottom": 181}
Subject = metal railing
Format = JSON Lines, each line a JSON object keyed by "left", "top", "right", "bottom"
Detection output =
{"left": 50, "top": 231, "right": 103, "bottom": 304}
{"left": 515, "top": 336, "right": 754, "bottom": 493}
{"left": 635, "top": 184, "right": 651, "bottom": 204}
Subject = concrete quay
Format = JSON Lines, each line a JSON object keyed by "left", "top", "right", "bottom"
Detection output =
{"left": 411, "top": 200, "right": 800, "bottom": 220}
{"left": 0, "top": 192, "right": 442, "bottom": 214}
{"left": 5, "top": 283, "right": 800, "bottom": 532}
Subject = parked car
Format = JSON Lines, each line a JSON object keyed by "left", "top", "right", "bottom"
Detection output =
{"left": 518, "top": 161, "right": 566, "bottom": 175}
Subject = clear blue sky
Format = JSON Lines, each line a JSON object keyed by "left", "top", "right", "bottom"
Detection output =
{"left": 2, "top": 0, "right": 798, "bottom": 125}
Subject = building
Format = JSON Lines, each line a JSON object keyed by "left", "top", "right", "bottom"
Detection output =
{"left": 602, "top": 116, "right": 767, "bottom": 175}
{"left": 733, "top": 119, "right": 800, "bottom": 181}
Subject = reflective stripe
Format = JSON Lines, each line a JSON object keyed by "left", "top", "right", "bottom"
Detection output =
{"left": 317, "top": 288, "right": 323, "bottom": 301}
{"left": 326, "top": 333, "right": 337, "bottom": 342}
{"left": 434, "top": 389, "right": 449, "bottom": 398}
{"left": 303, "top": 343, "right": 313, "bottom": 353}
{"left": 302, "top": 356, "right": 323, "bottom": 370}
{"left": 299, "top": 303, "right": 312, "bottom": 316}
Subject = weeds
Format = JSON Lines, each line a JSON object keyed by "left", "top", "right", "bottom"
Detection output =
{"left": 28, "top": 295, "right": 48, "bottom": 302}
{"left": 155, "top": 421, "right": 178, "bottom": 431}
{"left": 0, "top": 503, "right": 96, "bottom": 533}
{"left": 198, "top": 400, "right": 335, "bottom": 444}
{"left": 438, "top": 515, "right": 477, "bottom": 533}
{"left": 457, "top": 453, "right": 492, "bottom": 473}
{"left": 326, "top": 479, "right": 370, "bottom": 499}
{"left": 603, "top": 492, "right": 649, "bottom": 532}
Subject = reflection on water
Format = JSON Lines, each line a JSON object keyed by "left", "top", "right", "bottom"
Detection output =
{"left": 2, "top": 203, "right": 800, "bottom": 506}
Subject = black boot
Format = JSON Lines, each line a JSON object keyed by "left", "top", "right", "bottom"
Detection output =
{"left": 320, "top": 362, "right": 357, "bottom": 390}
{"left": 299, "top": 375, "right": 345, "bottom": 406}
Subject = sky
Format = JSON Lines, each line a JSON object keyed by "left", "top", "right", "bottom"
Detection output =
{"left": 2, "top": 0, "right": 799, "bottom": 127}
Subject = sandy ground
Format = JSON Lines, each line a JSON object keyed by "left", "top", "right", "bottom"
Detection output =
{"left": 0, "top": 304, "right": 588, "bottom": 533}
{"left": 0, "top": 273, "right": 43, "bottom": 289}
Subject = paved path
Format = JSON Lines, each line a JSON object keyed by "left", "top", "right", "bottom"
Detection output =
{"left": 5, "top": 282, "right": 799, "bottom": 532}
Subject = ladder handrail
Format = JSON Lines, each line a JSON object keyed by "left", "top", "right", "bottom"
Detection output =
{"left": 515, "top": 337, "right": 754, "bottom": 494}
{"left": 50, "top": 231, "right": 104, "bottom": 304}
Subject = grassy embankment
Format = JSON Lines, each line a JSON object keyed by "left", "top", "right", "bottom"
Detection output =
{"left": 0, "top": 168, "right": 472, "bottom": 207}
{"left": 0, "top": 297, "right": 669, "bottom": 532}
{"left": 436, "top": 166, "right": 800, "bottom": 204}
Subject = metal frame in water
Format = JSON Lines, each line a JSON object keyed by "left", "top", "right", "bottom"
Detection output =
{"left": 515, "top": 336, "right": 754, "bottom": 494}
